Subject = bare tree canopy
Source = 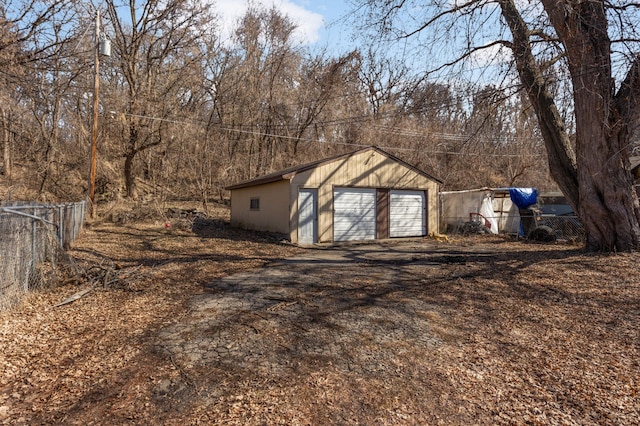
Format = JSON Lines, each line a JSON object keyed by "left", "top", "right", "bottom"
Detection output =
{"left": 353, "top": 0, "right": 640, "bottom": 251}
{"left": 0, "top": 0, "right": 606, "bottom": 242}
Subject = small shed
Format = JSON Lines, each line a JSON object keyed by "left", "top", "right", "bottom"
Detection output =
{"left": 225, "top": 146, "right": 442, "bottom": 244}
{"left": 440, "top": 188, "right": 521, "bottom": 234}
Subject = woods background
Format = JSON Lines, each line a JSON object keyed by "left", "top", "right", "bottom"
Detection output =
{"left": 0, "top": 0, "right": 608, "bottom": 211}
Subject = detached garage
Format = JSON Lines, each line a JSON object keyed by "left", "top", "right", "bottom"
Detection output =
{"left": 226, "top": 146, "right": 442, "bottom": 244}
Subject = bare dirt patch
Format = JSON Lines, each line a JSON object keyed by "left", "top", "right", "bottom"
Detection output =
{"left": 1, "top": 223, "right": 638, "bottom": 425}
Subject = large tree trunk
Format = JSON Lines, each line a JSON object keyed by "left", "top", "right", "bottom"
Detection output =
{"left": 574, "top": 66, "right": 640, "bottom": 251}
{"left": 501, "top": 0, "right": 640, "bottom": 251}
{"left": 499, "top": 0, "right": 578, "bottom": 203}
{"left": 543, "top": 0, "right": 640, "bottom": 251}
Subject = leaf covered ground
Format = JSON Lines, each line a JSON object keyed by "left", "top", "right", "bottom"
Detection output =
{"left": 0, "top": 214, "right": 638, "bottom": 425}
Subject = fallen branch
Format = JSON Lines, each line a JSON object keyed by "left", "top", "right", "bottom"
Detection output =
{"left": 84, "top": 263, "right": 146, "bottom": 290}
{"left": 51, "top": 287, "right": 94, "bottom": 308}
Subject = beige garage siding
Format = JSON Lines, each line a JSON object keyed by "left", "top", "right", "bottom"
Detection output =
{"left": 289, "top": 149, "right": 439, "bottom": 243}
{"left": 230, "top": 180, "right": 290, "bottom": 234}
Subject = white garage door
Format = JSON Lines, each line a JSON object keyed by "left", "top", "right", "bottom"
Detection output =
{"left": 334, "top": 188, "right": 376, "bottom": 241}
{"left": 390, "top": 190, "right": 426, "bottom": 237}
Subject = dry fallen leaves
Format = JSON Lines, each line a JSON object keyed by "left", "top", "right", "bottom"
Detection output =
{"left": 0, "top": 217, "right": 638, "bottom": 425}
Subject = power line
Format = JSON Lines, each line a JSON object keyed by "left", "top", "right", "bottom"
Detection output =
{"left": 107, "top": 110, "right": 545, "bottom": 157}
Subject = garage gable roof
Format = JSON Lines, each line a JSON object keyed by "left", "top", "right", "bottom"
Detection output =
{"left": 225, "top": 146, "right": 443, "bottom": 190}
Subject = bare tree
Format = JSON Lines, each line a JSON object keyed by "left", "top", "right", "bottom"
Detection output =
{"left": 103, "top": 0, "right": 213, "bottom": 199}
{"left": 207, "top": 5, "right": 360, "bottom": 182}
{"left": 355, "top": 0, "right": 640, "bottom": 251}
{"left": 357, "top": 47, "right": 413, "bottom": 119}
{"left": 1, "top": 1, "right": 82, "bottom": 198}
{"left": 0, "top": 10, "right": 19, "bottom": 179}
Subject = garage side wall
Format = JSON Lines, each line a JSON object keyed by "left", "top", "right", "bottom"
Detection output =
{"left": 230, "top": 180, "right": 291, "bottom": 234}
{"left": 289, "top": 150, "right": 439, "bottom": 243}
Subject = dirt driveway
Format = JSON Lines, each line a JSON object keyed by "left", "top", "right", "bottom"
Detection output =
{"left": 159, "top": 241, "right": 445, "bottom": 378}
{"left": 156, "top": 240, "right": 639, "bottom": 425}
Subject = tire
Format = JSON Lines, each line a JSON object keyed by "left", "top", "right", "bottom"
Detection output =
{"left": 528, "top": 225, "right": 555, "bottom": 242}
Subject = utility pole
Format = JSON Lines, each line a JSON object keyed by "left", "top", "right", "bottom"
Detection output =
{"left": 88, "top": 10, "right": 100, "bottom": 218}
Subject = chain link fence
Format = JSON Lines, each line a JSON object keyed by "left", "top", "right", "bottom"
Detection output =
{"left": 444, "top": 214, "right": 585, "bottom": 243}
{"left": 532, "top": 215, "right": 585, "bottom": 243}
{"left": 0, "top": 201, "right": 86, "bottom": 309}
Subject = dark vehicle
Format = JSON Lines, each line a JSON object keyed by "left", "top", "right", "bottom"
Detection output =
{"left": 520, "top": 192, "right": 584, "bottom": 242}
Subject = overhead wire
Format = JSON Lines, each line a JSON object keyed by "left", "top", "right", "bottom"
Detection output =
{"left": 103, "top": 53, "right": 637, "bottom": 155}
{"left": 6, "top": 22, "right": 638, "bottom": 160}
{"left": 104, "top": 54, "right": 634, "bottom": 154}
{"left": 107, "top": 110, "right": 545, "bottom": 157}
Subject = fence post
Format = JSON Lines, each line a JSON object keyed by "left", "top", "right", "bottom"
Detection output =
{"left": 28, "top": 207, "right": 36, "bottom": 291}
{"left": 58, "top": 205, "right": 63, "bottom": 248}
{"left": 73, "top": 203, "right": 77, "bottom": 240}
{"left": 1, "top": 201, "right": 87, "bottom": 304}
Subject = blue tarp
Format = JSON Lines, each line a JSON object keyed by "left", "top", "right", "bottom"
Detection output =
{"left": 509, "top": 188, "right": 537, "bottom": 209}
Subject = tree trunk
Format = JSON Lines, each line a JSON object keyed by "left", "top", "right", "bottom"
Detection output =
{"left": 577, "top": 119, "right": 640, "bottom": 251}
{"left": 501, "top": 0, "right": 640, "bottom": 251}
{"left": 543, "top": 0, "right": 640, "bottom": 251}
{"left": 124, "top": 152, "right": 138, "bottom": 200}
{"left": 1, "top": 107, "right": 11, "bottom": 179}
{"left": 124, "top": 120, "right": 140, "bottom": 200}
{"left": 38, "top": 141, "right": 53, "bottom": 195}
{"left": 499, "top": 0, "right": 579, "bottom": 205}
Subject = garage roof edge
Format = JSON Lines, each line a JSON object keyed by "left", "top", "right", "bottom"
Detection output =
{"left": 225, "top": 146, "right": 443, "bottom": 190}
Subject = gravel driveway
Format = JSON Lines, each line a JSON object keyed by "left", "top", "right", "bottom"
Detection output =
{"left": 154, "top": 239, "right": 639, "bottom": 425}
{"left": 158, "top": 241, "right": 448, "bottom": 377}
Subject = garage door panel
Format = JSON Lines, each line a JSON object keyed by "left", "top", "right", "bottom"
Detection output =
{"left": 334, "top": 188, "right": 376, "bottom": 241}
{"left": 390, "top": 190, "right": 426, "bottom": 238}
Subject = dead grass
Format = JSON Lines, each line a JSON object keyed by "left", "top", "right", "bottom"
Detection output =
{"left": 0, "top": 221, "right": 638, "bottom": 425}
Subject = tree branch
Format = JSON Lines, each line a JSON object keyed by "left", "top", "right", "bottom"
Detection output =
{"left": 604, "top": 1, "right": 640, "bottom": 11}
{"left": 499, "top": 0, "right": 579, "bottom": 207}
{"left": 426, "top": 39, "right": 512, "bottom": 76}
{"left": 614, "top": 54, "right": 640, "bottom": 127}
{"left": 402, "top": 0, "right": 485, "bottom": 39}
